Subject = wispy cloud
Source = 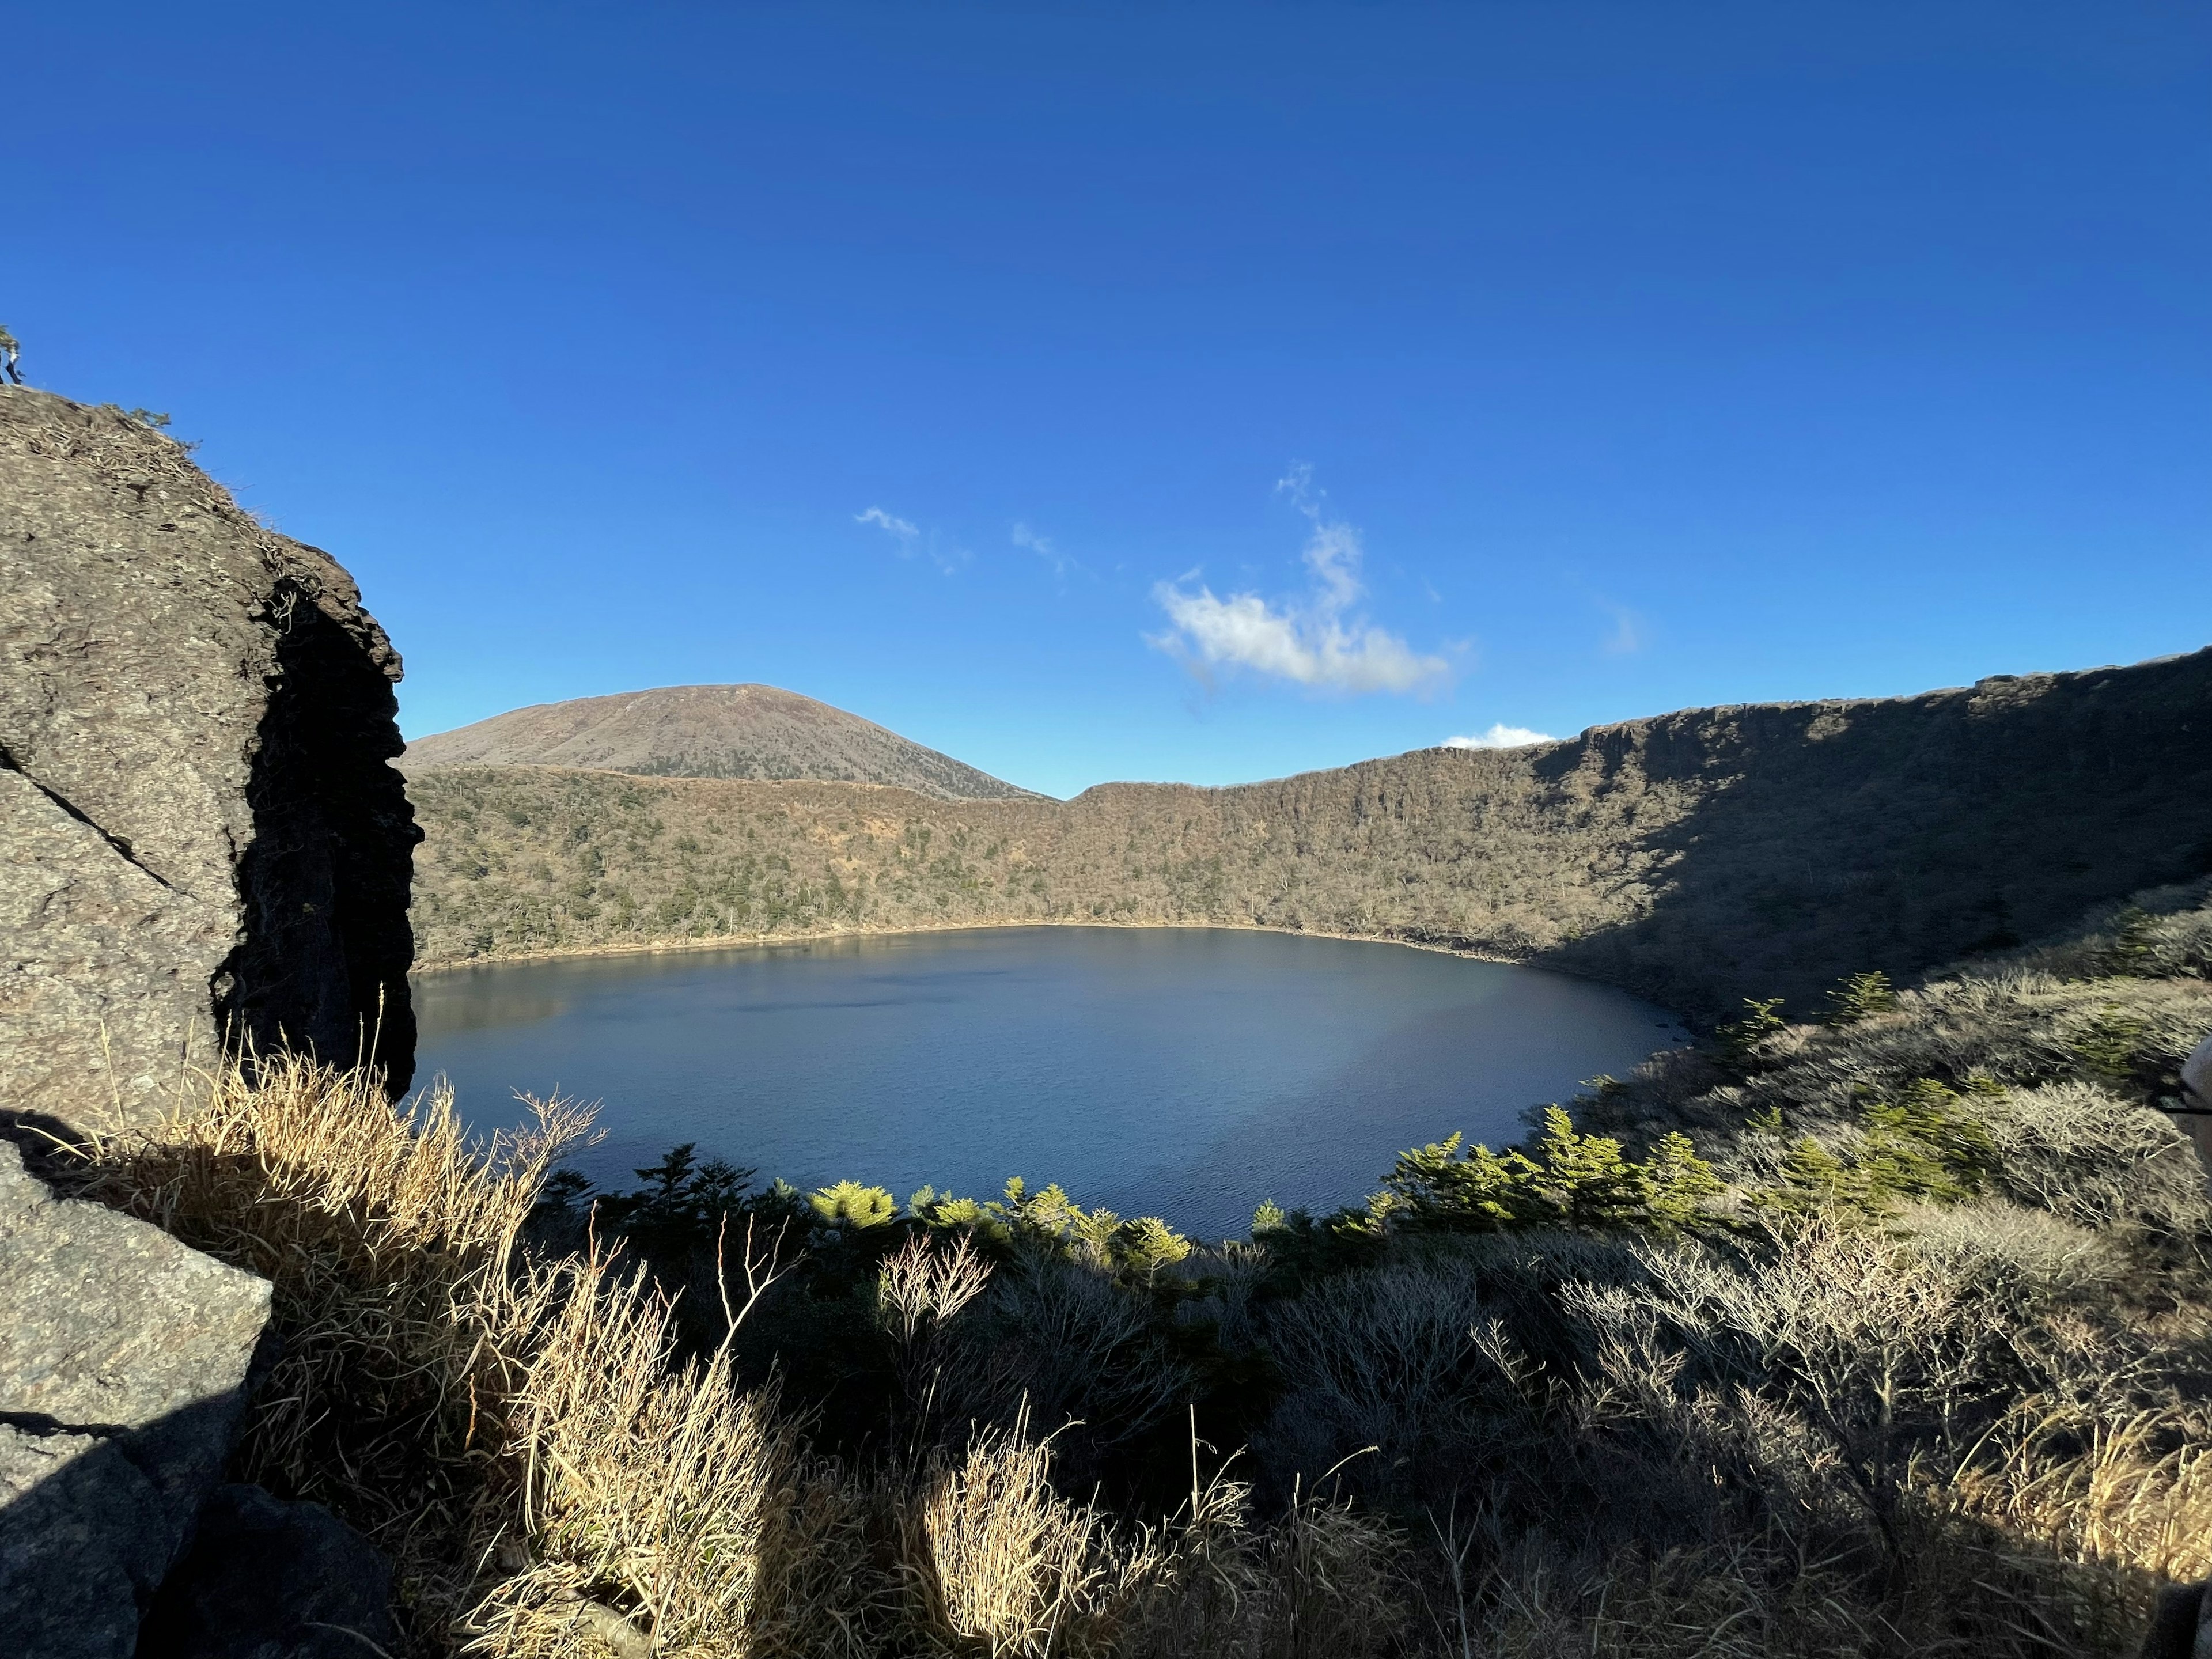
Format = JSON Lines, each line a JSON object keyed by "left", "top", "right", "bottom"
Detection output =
{"left": 1012, "top": 520, "right": 1083, "bottom": 578}
{"left": 1444, "top": 723, "right": 1555, "bottom": 749}
{"left": 1149, "top": 467, "right": 1449, "bottom": 696}
{"left": 855, "top": 506, "right": 918, "bottom": 546}
{"left": 857, "top": 506, "right": 965, "bottom": 574}
{"left": 1600, "top": 601, "right": 1646, "bottom": 656}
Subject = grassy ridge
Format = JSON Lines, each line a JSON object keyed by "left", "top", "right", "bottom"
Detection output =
{"left": 407, "top": 646, "right": 2212, "bottom": 1019}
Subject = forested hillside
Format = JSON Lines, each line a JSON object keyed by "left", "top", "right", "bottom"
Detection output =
{"left": 408, "top": 647, "right": 2212, "bottom": 1020}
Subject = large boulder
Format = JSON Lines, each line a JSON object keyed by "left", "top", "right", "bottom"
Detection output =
{"left": 0, "top": 1140, "right": 273, "bottom": 1659}
{"left": 0, "top": 387, "right": 419, "bottom": 1132}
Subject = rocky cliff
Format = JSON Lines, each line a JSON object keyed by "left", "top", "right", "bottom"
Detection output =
{"left": 0, "top": 387, "right": 420, "bottom": 1129}
{"left": 411, "top": 646, "right": 2212, "bottom": 1021}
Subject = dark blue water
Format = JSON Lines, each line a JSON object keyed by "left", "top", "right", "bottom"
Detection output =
{"left": 412, "top": 926, "right": 1687, "bottom": 1241}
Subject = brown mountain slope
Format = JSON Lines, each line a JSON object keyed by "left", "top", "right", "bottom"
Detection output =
{"left": 402, "top": 683, "right": 1039, "bottom": 802}
{"left": 408, "top": 646, "right": 2212, "bottom": 1022}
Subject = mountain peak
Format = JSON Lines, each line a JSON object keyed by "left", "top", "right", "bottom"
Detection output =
{"left": 402, "top": 684, "right": 1043, "bottom": 802}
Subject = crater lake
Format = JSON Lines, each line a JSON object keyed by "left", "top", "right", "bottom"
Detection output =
{"left": 412, "top": 925, "right": 1688, "bottom": 1240}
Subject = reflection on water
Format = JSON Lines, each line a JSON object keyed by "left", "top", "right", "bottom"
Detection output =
{"left": 414, "top": 926, "right": 1688, "bottom": 1241}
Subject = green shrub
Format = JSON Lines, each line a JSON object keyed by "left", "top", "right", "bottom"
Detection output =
{"left": 1378, "top": 1107, "right": 1721, "bottom": 1237}
{"left": 1753, "top": 1078, "right": 1997, "bottom": 1218}
{"left": 1823, "top": 969, "right": 1898, "bottom": 1024}
{"left": 810, "top": 1179, "right": 898, "bottom": 1229}
{"left": 2070, "top": 1002, "right": 2151, "bottom": 1090}
{"left": 1717, "top": 997, "right": 1787, "bottom": 1069}
{"left": 2105, "top": 905, "right": 2158, "bottom": 975}
{"left": 909, "top": 1176, "right": 1192, "bottom": 1279}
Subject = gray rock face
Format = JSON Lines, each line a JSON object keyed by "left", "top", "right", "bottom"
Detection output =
{"left": 137, "top": 1484, "right": 396, "bottom": 1659}
{"left": 0, "top": 1141, "right": 272, "bottom": 1659}
{"left": 0, "top": 387, "right": 419, "bottom": 1131}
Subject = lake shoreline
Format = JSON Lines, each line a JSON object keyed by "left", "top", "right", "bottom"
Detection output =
{"left": 408, "top": 915, "right": 1534, "bottom": 978}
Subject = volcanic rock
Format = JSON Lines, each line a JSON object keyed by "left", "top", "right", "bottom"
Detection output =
{"left": 0, "top": 1141, "right": 272, "bottom": 1659}
{"left": 0, "top": 387, "right": 420, "bottom": 1130}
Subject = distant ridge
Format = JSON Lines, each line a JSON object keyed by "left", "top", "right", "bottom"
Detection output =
{"left": 408, "top": 647, "right": 2212, "bottom": 1020}
{"left": 402, "top": 684, "right": 1043, "bottom": 802}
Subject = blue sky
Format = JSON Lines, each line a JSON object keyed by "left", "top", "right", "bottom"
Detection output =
{"left": 8, "top": 3, "right": 2207, "bottom": 798}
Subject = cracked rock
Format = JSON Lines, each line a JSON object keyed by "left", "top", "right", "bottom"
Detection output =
{"left": 0, "top": 1140, "right": 272, "bottom": 1659}
{"left": 0, "top": 385, "right": 421, "bottom": 1132}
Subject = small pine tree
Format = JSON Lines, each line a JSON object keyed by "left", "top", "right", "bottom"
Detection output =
{"left": 632, "top": 1143, "right": 702, "bottom": 1213}
{"left": 538, "top": 1168, "right": 596, "bottom": 1210}
{"left": 601, "top": 1143, "right": 755, "bottom": 1230}
{"left": 1113, "top": 1216, "right": 1192, "bottom": 1278}
{"left": 810, "top": 1180, "right": 898, "bottom": 1229}
{"left": 1643, "top": 1132, "right": 1726, "bottom": 1233}
{"left": 1770, "top": 1135, "right": 1859, "bottom": 1211}
{"left": 1381, "top": 1132, "right": 1549, "bottom": 1229}
{"left": 1858, "top": 1096, "right": 1957, "bottom": 1204}
{"left": 1718, "top": 998, "right": 1787, "bottom": 1067}
{"left": 1753, "top": 1078, "right": 1996, "bottom": 1218}
{"left": 1823, "top": 971, "right": 1898, "bottom": 1025}
{"left": 1379, "top": 1108, "right": 1721, "bottom": 1236}
{"left": 2105, "top": 906, "right": 2158, "bottom": 976}
{"left": 1533, "top": 1106, "right": 1653, "bottom": 1227}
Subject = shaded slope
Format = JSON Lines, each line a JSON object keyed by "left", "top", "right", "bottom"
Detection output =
{"left": 403, "top": 684, "right": 1039, "bottom": 802}
{"left": 407, "top": 647, "right": 2212, "bottom": 1022}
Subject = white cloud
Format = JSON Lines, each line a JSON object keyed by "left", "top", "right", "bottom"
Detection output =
{"left": 857, "top": 506, "right": 965, "bottom": 574}
{"left": 1149, "top": 469, "right": 1449, "bottom": 696}
{"left": 1012, "top": 520, "right": 1080, "bottom": 578}
{"left": 1444, "top": 724, "right": 1555, "bottom": 749}
{"left": 855, "top": 506, "right": 919, "bottom": 548}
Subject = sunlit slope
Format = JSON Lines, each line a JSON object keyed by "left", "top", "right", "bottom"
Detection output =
{"left": 403, "top": 683, "right": 1039, "bottom": 802}
{"left": 407, "top": 647, "right": 2212, "bottom": 1020}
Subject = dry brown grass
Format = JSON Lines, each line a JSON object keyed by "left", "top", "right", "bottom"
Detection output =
{"left": 907, "top": 1419, "right": 1407, "bottom": 1659}
{"left": 1945, "top": 1406, "right": 2212, "bottom": 1590}
{"left": 75, "top": 1054, "right": 586, "bottom": 1633}
{"left": 72, "top": 1039, "right": 2212, "bottom": 1659}
{"left": 74, "top": 1055, "right": 1409, "bottom": 1658}
{"left": 467, "top": 1248, "right": 804, "bottom": 1656}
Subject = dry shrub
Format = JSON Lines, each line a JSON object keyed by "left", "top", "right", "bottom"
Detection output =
{"left": 907, "top": 1421, "right": 1100, "bottom": 1650}
{"left": 1979, "top": 1081, "right": 2210, "bottom": 1231}
{"left": 1947, "top": 1407, "right": 2212, "bottom": 1589}
{"left": 467, "top": 1247, "right": 807, "bottom": 1657}
{"left": 77, "top": 1052, "right": 587, "bottom": 1629}
{"left": 937, "top": 1254, "right": 1194, "bottom": 1473}
{"left": 907, "top": 1420, "right": 1407, "bottom": 1658}
{"left": 1442, "top": 1532, "right": 1880, "bottom": 1659}
{"left": 878, "top": 1230, "right": 995, "bottom": 1344}
{"left": 1441, "top": 1516, "right": 2136, "bottom": 1659}
{"left": 76, "top": 1055, "right": 1407, "bottom": 1658}
{"left": 878, "top": 1229, "right": 995, "bottom": 1415}
{"left": 1253, "top": 1261, "right": 1494, "bottom": 1500}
